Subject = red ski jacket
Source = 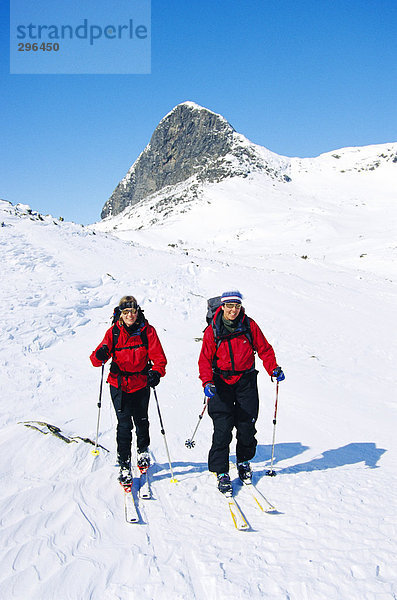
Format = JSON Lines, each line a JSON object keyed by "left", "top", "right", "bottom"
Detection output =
{"left": 198, "top": 308, "right": 277, "bottom": 386}
{"left": 90, "top": 320, "right": 167, "bottom": 394}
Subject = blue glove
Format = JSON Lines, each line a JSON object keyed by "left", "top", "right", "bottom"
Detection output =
{"left": 272, "top": 367, "right": 285, "bottom": 382}
{"left": 204, "top": 383, "right": 217, "bottom": 398}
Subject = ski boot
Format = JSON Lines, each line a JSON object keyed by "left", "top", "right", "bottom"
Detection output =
{"left": 118, "top": 460, "right": 132, "bottom": 488}
{"left": 237, "top": 461, "right": 252, "bottom": 483}
{"left": 137, "top": 450, "right": 150, "bottom": 474}
{"left": 217, "top": 472, "right": 232, "bottom": 496}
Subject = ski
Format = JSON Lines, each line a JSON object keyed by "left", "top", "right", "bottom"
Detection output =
{"left": 120, "top": 482, "right": 139, "bottom": 523}
{"left": 223, "top": 494, "right": 249, "bottom": 530}
{"left": 138, "top": 469, "right": 152, "bottom": 500}
{"left": 230, "top": 463, "right": 276, "bottom": 512}
{"left": 240, "top": 479, "right": 276, "bottom": 512}
{"left": 213, "top": 472, "right": 249, "bottom": 529}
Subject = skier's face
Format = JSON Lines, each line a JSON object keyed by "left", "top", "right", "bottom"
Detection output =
{"left": 121, "top": 308, "right": 138, "bottom": 326}
{"left": 222, "top": 303, "right": 241, "bottom": 320}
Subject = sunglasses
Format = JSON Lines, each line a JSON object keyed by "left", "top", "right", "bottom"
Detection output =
{"left": 122, "top": 308, "right": 137, "bottom": 315}
{"left": 224, "top": 303, "right": 241, "bottom": 309}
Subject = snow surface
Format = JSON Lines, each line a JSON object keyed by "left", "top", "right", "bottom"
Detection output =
{"left": 1, "top": 191, "right": 397, "bottom": 600}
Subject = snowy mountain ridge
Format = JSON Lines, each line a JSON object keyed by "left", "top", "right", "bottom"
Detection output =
{"left": 291, "top": 141, "right": 397, "bottom": 174}
{"left": 93, "top": 136, "right": 396, "bottom": 289}
{"left": 102, "top": 102, "right": 292, "bottom": 220}
{"left": 100, "top": 102, "right": 396, "bottom": 235}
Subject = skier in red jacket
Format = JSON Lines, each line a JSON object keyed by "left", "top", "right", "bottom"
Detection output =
{"left": 90, "top": 295, "right": 167, "bottom": 485}
{"left": 198, "top": 290, "right": 285, "bottom": 494}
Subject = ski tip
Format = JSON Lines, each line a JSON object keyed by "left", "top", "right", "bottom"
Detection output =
{"left": 91, "top": 449, "right": 100, "bottom": 456}
{"left": 170, "top": 478, "right": 179, "bottom": 483}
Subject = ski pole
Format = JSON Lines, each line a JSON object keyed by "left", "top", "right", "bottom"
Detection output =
{"left": 185, "top": 397, "right": 209, "bottom": 448}
{"left": 266, "top": 381, "right": 279, "bottom": 476}
{"left": 153, "top": 388, "right": 178, "bottom": 482}
{"left": 92, "top": 362, "right": 105, "bottom": 456}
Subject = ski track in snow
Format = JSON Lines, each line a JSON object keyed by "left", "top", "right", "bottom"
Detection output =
{"left": 0, "top": 200, "right": 397, "bottom": 599}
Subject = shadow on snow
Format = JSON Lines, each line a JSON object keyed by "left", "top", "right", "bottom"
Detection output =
{"left": 149, "top": 441, "right": 386, "bottom": 481}
{"left": 259, "top": 441, "right": 386, "bottom": 476}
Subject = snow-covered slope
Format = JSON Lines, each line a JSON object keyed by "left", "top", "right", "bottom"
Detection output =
{"left": 95, "top": 141, "right": 397, "bottom": 267}
{"left": 94, "top": 140, "right": 397, "bottom": 284}
{"left": 1, "top": 198, "right": 397, "bottom": 599}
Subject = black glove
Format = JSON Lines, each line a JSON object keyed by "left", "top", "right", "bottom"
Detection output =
{"left": 95, "top": 345, "right": 110, "bottom": 362}
{"left": 147, "top": 370, "right": 161, "bottom": 388}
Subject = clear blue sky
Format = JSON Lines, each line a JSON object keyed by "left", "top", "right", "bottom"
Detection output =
{"left": 1, "top": 0, "right": 396, "bottom": 224}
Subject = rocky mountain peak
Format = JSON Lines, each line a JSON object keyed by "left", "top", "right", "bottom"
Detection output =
{"left": 101, "top": 102, "right": 289, "bottom": 219}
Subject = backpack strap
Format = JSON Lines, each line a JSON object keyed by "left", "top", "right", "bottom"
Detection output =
{"left": 111, "top": 323, "right": 121, "bottom": 357}
{"left": 212, "top": 313, "right": 253, "bottom": 348}
{"left": 111, "top": 312, "right": 149, "bottom": 357}
{"left": 110, "top": 322, "right": 150, "bottom": 386}
{"left": 211, "top": 314, "right": 255, "bottom": 378}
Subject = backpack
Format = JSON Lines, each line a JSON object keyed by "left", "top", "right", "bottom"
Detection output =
{"left": 206, "top": 296, "right": 223, "bottom": 325}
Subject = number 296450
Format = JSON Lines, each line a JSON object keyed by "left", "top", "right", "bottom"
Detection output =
{"left": 18, "top": 42, "right": 60, "bottom": 52}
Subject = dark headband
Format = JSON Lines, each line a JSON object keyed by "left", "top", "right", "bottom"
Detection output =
{"left": 119, "top": 300, "right": 137, "bottom": 311}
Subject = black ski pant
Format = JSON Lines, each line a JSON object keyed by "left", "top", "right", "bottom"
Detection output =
{"left": 110, "top": 385, "right": 150, "bottom": 463}
{"left": 208, "top": 370, "right": 259, "bottom": 475}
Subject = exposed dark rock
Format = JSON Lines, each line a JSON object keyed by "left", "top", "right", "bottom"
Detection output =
{"left": 101, "top": 102, "right": 288, "bottom": 219}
